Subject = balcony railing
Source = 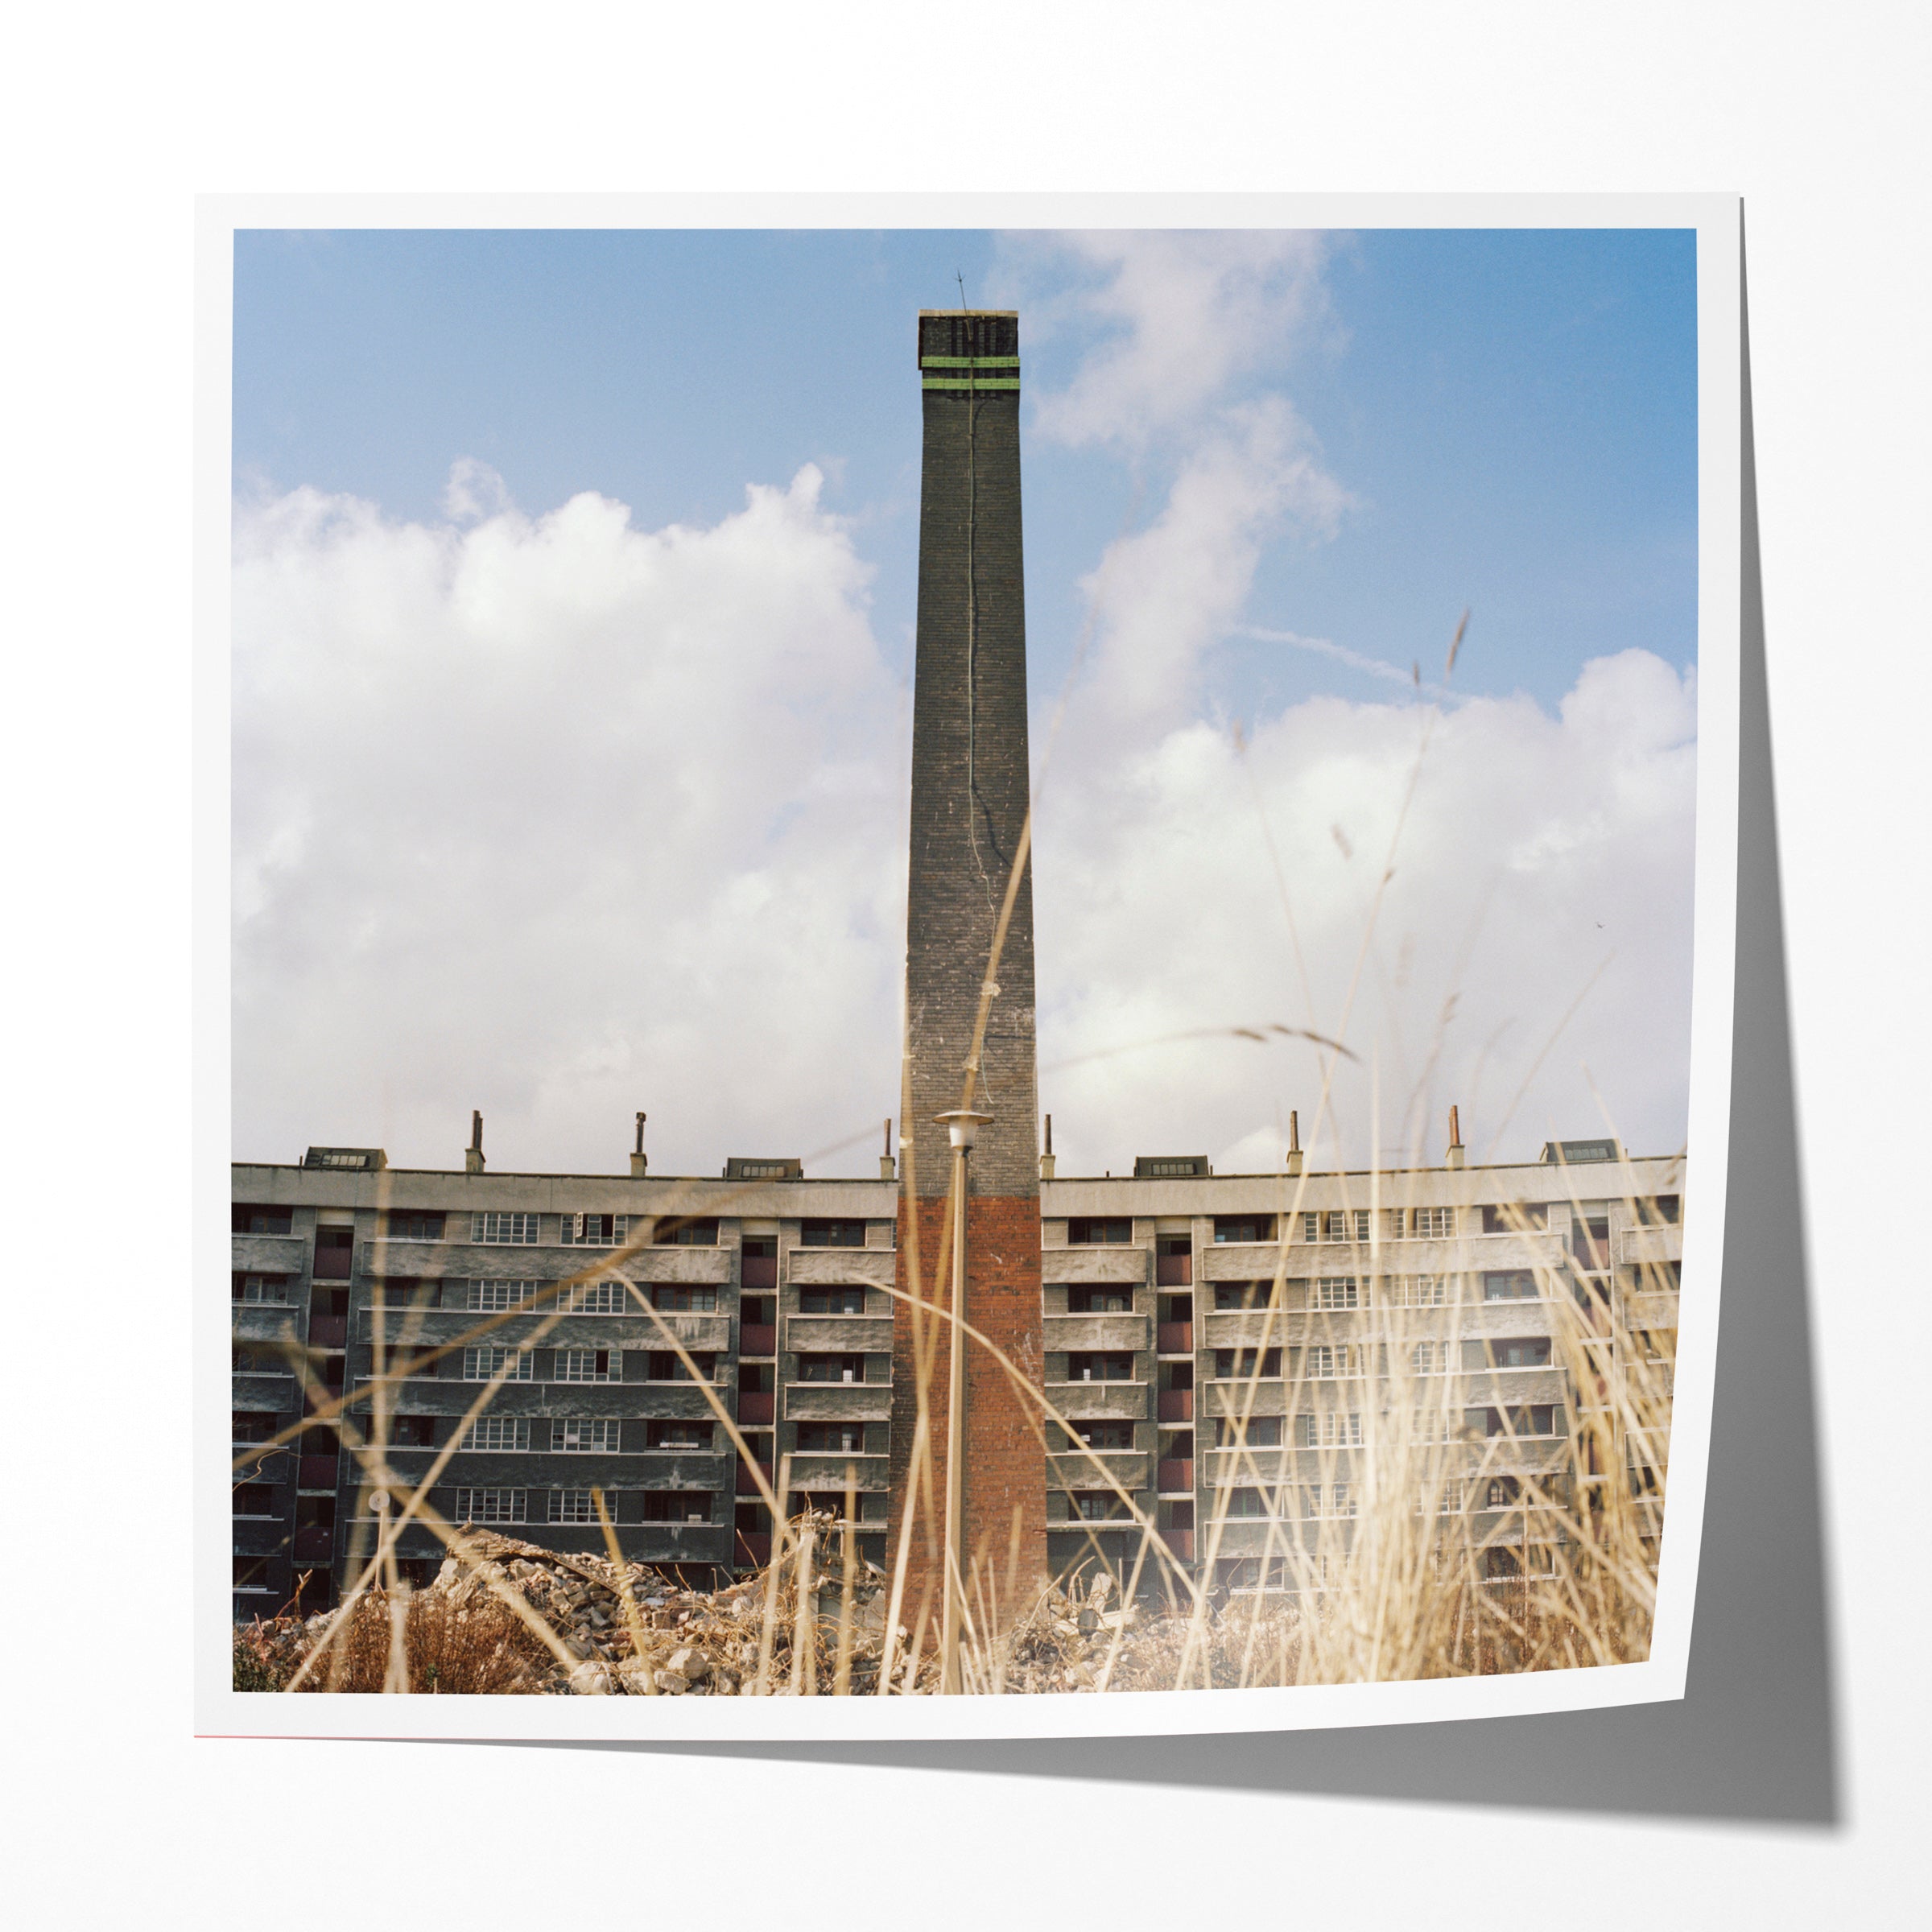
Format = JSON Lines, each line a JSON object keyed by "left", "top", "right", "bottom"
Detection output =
{"left": 739, "top": 1323, "right": 777, "bottom": 1356}
{"left": 1157, "top": 1321, "right": 1193, "bottom": 1355}
{"left": 735, "top": 1531, "right": 771, "bottom": 1567}
{"left": 307, "top": 1315, "right": 348, "bottom": 1349}
{"left": 292, "top": 1526, "right": 335, "bottom": 1562}
{"left": 1156, "top": 1254, "right": 1193, "bottom": 1287}
{"left": 741, "top": 1255, "right": 778, "bottom": 1290}
{"left": 1158, "top": 1389, "right": 1194, "bottom": 1423}
{"left": 737, "top": 1460, "right": 774, "bottom": 1496}
{"left": 297, "top": 1455, "right": 339, "bottom": 1491}
{"left": 1157, "top": 1458, "right": 1195, "bottom": 1493}
{"left": 737, "top": 1392, "right": 775, "bottom": 1426}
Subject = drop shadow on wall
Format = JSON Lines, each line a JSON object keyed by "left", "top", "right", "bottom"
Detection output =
{"left": 489, "top": 216, "right": 1841, "bottom": 1828}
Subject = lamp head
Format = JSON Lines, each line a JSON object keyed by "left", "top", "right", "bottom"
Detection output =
{"left": 933, "top": 1107, "right": 994, "bottom": 1151}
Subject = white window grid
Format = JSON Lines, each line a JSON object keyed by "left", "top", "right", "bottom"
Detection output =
{"left": 1385, "top": 1274, "right": 1452, "bottom": 1307}
{"left": 1296, "top": 1411, "right": 1363, "bottom": 1447}
{"left": 472, "top": 1212, "right": 539, "bottom": 1245}
{"left": 555, "top": 1348, "right": 621, "bottom": 1383}
{"left": 466, "top": 1278, "right": 539, "bottom": 1313}
{"left": 551, "top": 1418, "right": 621, "bottom": 1453}
{"left": 460, "top": 1346, "right": 534, "bottom": 1382}
{"left": 1302, "top": 1210, "right": 1372, "bottom": 1245}
{"left": 547, "top": 1488, "right": 605, "bottom": 1525}
{"left": 1314, "top": 1277, "right": 1360, "bottom": 1311}
{"left": 559, "top": 1280, "right": 629, "bottom": 1315}
{"left": 1392, "top": 1206, "right": 1455, "bottom": 1239}
{"left": 560, "top": 1214, "right": 631, "bottom": 1248}
{"left": 1409, "top": 1340, "right": 1445, "bottom": 1374}
{"left": 1406, "top": 1408, "right": 1463, "bottom": 1443}
{"left": 233, "top": 1275, "right": 288, "bottom": 1303}
{"left": 463, "top": 1417, "right": 531, "bottom": 1452}
{"left": 455, "top": 1488, "right": 526, "bottom": 1525}
{"left": 1303, "top": 1344, "right": 1360, "bottom": 1379}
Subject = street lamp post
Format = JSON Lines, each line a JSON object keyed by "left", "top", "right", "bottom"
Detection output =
{"left": 933, "top": 1107, "right": 992, "bottom": 1694}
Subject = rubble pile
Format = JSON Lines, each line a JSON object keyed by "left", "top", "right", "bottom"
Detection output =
{"left": 237, "top": 1513, "right": 1279, "bottom": 1695}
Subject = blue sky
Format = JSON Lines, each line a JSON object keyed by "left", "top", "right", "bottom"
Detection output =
{"left": 231, "top": 226, "right": 1699, "bottom": 1175}
{"left": 234, "top": 227, "right": 1695, "bottom": 716}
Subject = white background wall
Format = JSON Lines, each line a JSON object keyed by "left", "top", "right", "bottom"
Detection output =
{"left": 7, "top": 4, "right": 1925, "bottom": 1925}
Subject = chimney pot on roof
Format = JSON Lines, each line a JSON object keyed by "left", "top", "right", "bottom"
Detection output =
{"left": 1286, "top": 1108, "right": 1303, "bottom": 1177}
{"left": 466, "top": 1109, "right": 486, "bottom": 1174}
{"left": 1446, "top": 1105, "right": 1466, "bottom": 1170}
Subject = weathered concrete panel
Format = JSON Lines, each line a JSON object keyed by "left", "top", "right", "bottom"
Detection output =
{"left": 1204, "top": 1382, "right": 1289, "bottom": 1420}
{"left": 231, "top": 1371, "right": 296, "bottom": 1410}
{"left": 784, "top": 1314, "right": 894, "bottom": 1354}
{"left": 1200, "top": 1241, "right": 1289, "bottom": 1282}
{"left": 624, "top": 1248, "right": 735, "bottom": 1284}
{"left": 787, "top": 1452, "right": 891, "bottom": 1492}
{"left": 1042, "top": 1381, "right": 1147, "bottom": 1422}
{"left": 786, "top": 1248, "right": 895, "bottom": 1286}
{"left": 231, "top": 1305, "right": 304, "bottom": 1344}
{"left": 232, "top": 1233, "right": 309, "bottom": 1275}
{"left": 1046, "top": 1450, "right": 1148, "bottom": 1492}
{"left": 1038, "top": 1247, "right": 1149, "bottom": 1285}
{"left": 1042, "top": 1313, "right": 1148, "bottom": 1352}
{"left": 784, "top": 1385, "right": 895, "bottom": 1422}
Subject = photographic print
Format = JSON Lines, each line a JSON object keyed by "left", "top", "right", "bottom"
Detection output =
{"left": 205, "top": 197, "right": 1739, "bottom": 1737}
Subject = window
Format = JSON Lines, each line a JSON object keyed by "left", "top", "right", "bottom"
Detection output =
{"left": 555, "top": 1348, "right": 620, "bottom": 1383}
{"left": 467, "top": 1279, "right": 539, "bottom": 1313}
{"left": 1408, "top": 1409, "right": 1462, "bottom": 1444}
{"left": 462, "top": 1416, "right": 530, "bottom": 1452}
{"left": 560, "top": 1213, "right": 629, "bottom": 1248}
{"left": 231, "top": 1483, "right": 277, "bottom": 1517}
{"left": 230, "top": 1342, "right": 287, "bottom": 1373}
{"left": 1215, "top": 1414, "right": 1283, "bottom": 1448}
{"left": 1059, "top": 1419, "right": 1136, "bottom": 1451}
{"left": 1296, "top": 1412, "right": 1362, "bottom": 1447}
{"left": 797, "top": 1421, "right": 867, "bottom": 1454}
{"left": 1065, "top": 1286, "right": 1131, "bottom": 1314}
{"left": 230, "top": 1274, "right": 290, "bottom": 1303}
{"left": 1303, "top": 1344, "right": 1360, "bottom": 1379}
{"left": 1637, "top": 1195, "right": 1682, "bottom": 1226}
{"left": 1066, "top": 1352, "right": 1134, "bottom": 1382}
{"left": 389, "top": 1415, "right": 435, "bottom": 1447}
{"left": 1214, "top": 1280, "right": 1282, "bottom": 1311}
{"left": 1409, "top": 1341, "right": 1445, "bottom": 1375}
{"left": 460, "top": 1346, "right": 533, "bottom": 1381}
{"left": 1071, "top": 1491, "right": 1132, "bottom": 1521}
{"left": 233, "top": 1554, "right": 275, "bottom": 1591}
{"left": 1313, "top": 1277, "right": 1360, "bottom": 1311}
{"left": 1067, "top": 1217, "right": 1132, "bottom": 1245}
{"left": 545, "top": 1488, "right": 609, "bottom": 1525}
{"left": 454, "top": 1488, "right": 526, "bottom": 1525}
{"left": 642, "top": 1491, "right": 712, "bottom": 1524}
{"left": 1321, "top": 1484, "right": 1357, "bottom": 1517}
{"left": 1385, "top": 1274, "right": 1451, "bottom": 1307}
{"left": 1488, "top": 1337, "right": 1552, "bottom": 1369}
{"left": 549, "top": 1418, "right": 620, "bottom": 1453}
{"left": 1469, "top": 1404, "right": 1561, "bottom": 1438}
{"left": 646, "top": 1417, "right": 713, "bottom": 1450}
{"left": 798, "top": 1353, "right": 865, "bottom": 1384}
{"left": 1302, "top": 1210, "right": 1370, "bottom": 1244}
{"left": 231, "top": 1411, "right": 279, "bottom": 1443}
{"left": 374, "top": 1279, "right": 439, "bottom": 1311}
{"left": 638, "top": 1284, "right": 710, "bottom": 1313}
{"left": 472, "top": 1213, "right": 539, "bottom": 1245}
{"left": 798, "top": 1286, "right": 865, "bottom": 1315}
{"left": 561, "top": 1280, "right": 630, "bottom": 1315}
{"left": 1395, "top": 1206, "right": 1455, "bottom": 1239}
{"left": 1213, "top": 1216, "right": 1276, "bottom": 1245}
{"left": 1486, "top": 1477, "right": 1521, "bottom": 1509}
{"left": 1482, "top": 1269, "right": 1539, "bottom": 1302}
{"left": 645, "top": 1350, "right": 715, "bottom": 1383}
{"left": 1481, "top": 1202, "right": 1549, "bottom": 1234}
{"left": 385, "top": 1212, "right": 445, "bottom": 1242}
{"left": 799, "top": 1219, "right": 865, "bottom": 1249}
{"left": 1222, "top": 1487, "right": 1274, "bottom": 1518}
{"left": 232, "top": 1204, "right": 293, "bottom": 1236}
{"left": 654, "top": 1216, "right": 719, "bottom": 1247}
{"left": 1213, "top": 1348, "right": 1282, "bottom": 1379}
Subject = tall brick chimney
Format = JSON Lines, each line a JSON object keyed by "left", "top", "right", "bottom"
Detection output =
{"left": 888, "top": 310, "right": 1049, "bottom": 1618}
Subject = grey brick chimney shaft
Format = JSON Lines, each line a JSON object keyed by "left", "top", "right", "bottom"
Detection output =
{"left": 902, "top": 312, "right": 1040, "bottom": 1200}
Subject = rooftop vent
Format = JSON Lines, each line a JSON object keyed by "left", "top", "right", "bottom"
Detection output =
{"left": 724, "top": 1157, "right": 803, "bottom": 1182}
{"left": 302, "top": 1146, "right": 387, "bottom": 1171}
{"left": 1540, "top": 1138, "right": 1622, "bottom": 1166}
{"left": 1134, "top": 1154, "right": 1212, "bottom": 1179}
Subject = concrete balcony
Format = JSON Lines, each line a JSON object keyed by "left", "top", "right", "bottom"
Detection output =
{"left": 232, "top": 1233, "right": 308, "bottom": 1275}
{"left": 786, "top": 1248, "right": 894, "bottom": 1287}
{"left": 1044, "top": 1312, "right": 1148, "bottom": 1352}
{"left": 1045, "top": 1380, "right": 1147, "bottom": 1421}
{"left": 1204, "top": 1381, "right": 1289, "bottom": 1419}
{"left": 1203, "top": 1310, "right": 1294, "bottom": 1347}
{"left": 1040, "top": 1246, "right": 1150, "bottom": 1286}
{"left": 231, "top": 1305, "right": 302, "bottom": 1344}
{"left": 624, "top": 1248, "right": 735, "bottom": 1284}
{"left": 783, "top": 1383, "right": 894, "bottom": 1422}
{"left": 231, "top": 1371, "right": 295, "bottom": 1410}
{"left": 784, "top": 1314, "right": 894, "bottom": 1353}
{"left": 1631, "top": 1290, "right": 1680, "bottom": 1329}
{"left": 1046, "top": 1449, "right": 1148, "bottom": 1493}
{"left": 1200, "top": 1241, "right": 1287, "bottom": 1282}
{"left": 1204, "top": 1451, "right": 1297, "bottom": 1486}
{"left": 787, "top": 1452, "right": 891, "bottom": 1492}
{"left": 1618, "top": 1224, "right": 1682, "bottom": 1267}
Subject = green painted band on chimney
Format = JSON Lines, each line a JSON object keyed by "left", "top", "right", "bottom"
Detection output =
{"left": 919, "top": 355, "right": 1021, "bottom": 368}
{"left": 920, "top": 377, "right": 1022, "bottom": 390}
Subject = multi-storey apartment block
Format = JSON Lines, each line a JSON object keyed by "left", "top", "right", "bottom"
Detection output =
{"left": 229, "top": 1133, "right": 1680, "bottom": 1619}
